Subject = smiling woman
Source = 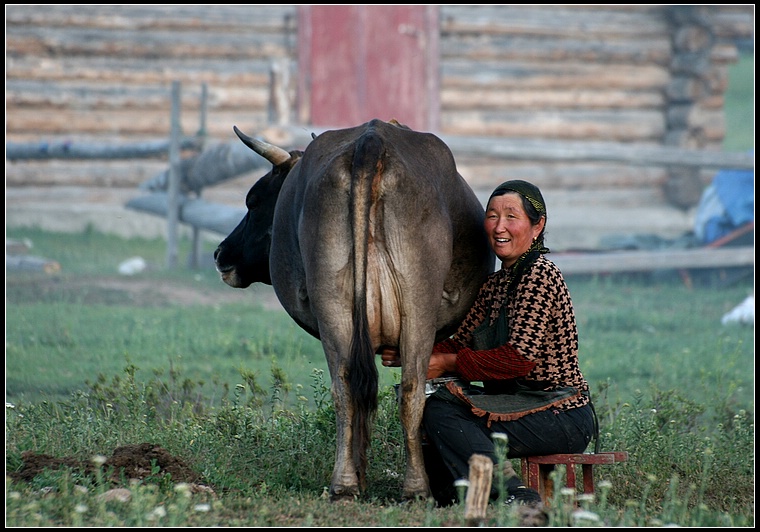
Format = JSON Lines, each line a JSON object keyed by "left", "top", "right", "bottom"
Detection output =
{"left": 391, "top": 179, "right": 597, "bottom": 509}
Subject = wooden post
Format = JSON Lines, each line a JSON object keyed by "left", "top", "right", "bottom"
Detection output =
{"left": 166, "top": 80, "right": 181, "bottom": 269}
{"left": 269, "top": 58, "right": 291, "bottom": 126}
{"left": 464, "top": 454, "right": 492, "bottom": 526}
{"left": 189, "top": 83, "right": 208, "bottom": 270}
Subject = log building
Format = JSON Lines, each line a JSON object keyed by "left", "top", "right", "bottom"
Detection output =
{"left": 5, "top": 5, "right": 754, "bottom": 249}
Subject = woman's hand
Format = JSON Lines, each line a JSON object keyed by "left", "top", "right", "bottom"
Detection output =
{"left": 378, "top": 347, "right": 401, "bottom": 367}
{"left": 427, "top": 352, "right": 457, "bottom": 379}
{"left": 377, "top": 347, "right": 458, "bottom": 379}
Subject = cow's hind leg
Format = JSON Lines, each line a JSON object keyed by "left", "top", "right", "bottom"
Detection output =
{"left": 329, "top": 367, "right": 362, "bottom": 501}
{"left": 398, "top": 357, "right": 432, "bottom": 500}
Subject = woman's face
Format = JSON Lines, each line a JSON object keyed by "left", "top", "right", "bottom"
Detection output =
{"left": 484, "top": 192, "right": 545, "bottom": 268}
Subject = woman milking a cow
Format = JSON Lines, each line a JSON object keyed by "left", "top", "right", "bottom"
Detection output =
{"left": 379, "top": 179, "right": 596, "bottom": 507}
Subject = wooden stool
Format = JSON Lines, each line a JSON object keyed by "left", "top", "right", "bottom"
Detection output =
{"left": 520, "top": 452, "right": 628, "bottom": 504}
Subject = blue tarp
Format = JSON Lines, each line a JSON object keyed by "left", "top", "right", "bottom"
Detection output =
{"left": 694, "top": 158, "right": 754, "bottom": 245}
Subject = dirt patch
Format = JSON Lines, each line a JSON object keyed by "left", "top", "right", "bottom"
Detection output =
{"left": 10, "top": 442, "right": 202, "bottom": 486}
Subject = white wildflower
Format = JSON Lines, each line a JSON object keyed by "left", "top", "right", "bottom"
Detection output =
{"left": 572, "top": 509, "right": 600, "bottom": 524}
{"left": 174, "top": 482, "right": 192, "bottom": 497}
{"left": 491, "top": 432, "right": 508, "bottom": 442}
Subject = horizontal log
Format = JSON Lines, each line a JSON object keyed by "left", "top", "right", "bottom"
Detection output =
{"left": 6, "top": 108, "right": 270, "bottom": 138}
{"left": 442, "top": 61, "right": 671, "bottom": 90}
{"left": 6, "top": 4, "right": 296, "bottom": 33}
{"left": 6, "top": 81, "right": 270, "bottom": 112}
{"left": 441, "top": 35, "right": 672, "bottom": 65}
{"left": 5, "top": 24, "right": 292, "bottom": 60}
{"left": 4, "top": 159, "right": 166, "bottom": 188}
{"left": 440, "top": 110, "right": 666, "bottom": 141}
{"left": 262, "top": 125, "right": 755, "bottom": 171}
{"left": 140, "top": 140, "right": 268, "bottom": 194}
{"left": 442, "top": 136, "right": 753, "bottom": 170}
{"left": 6, "top": 57, "right": 272, "bottom": 85}
{"left": 441, "top": 5, "right": 668, "bottom": 38}
{"left": 6, "top": 137, "right": 200, "bottom": 161}
{"left": 441, "top": 88, "right": 664, "bottom": 110}
{"left": 553, "top": 246, "right": 754, "bottom": 275}
{"left": 125, "top": 193, "right": 246, "bottom": 235}
{"left": 667, "top": 106, "right": 726, "bottom": 138}
{"left": 456, "top": 161, "right": 667, "bottom": 190}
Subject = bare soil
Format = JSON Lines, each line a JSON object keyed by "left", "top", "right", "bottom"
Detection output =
{"left": 9, "top": 443, "right": 202, "bottom": 486}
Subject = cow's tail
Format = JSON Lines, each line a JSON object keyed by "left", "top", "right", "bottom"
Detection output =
{"left": 347, "top": 130, "right": 382, "bottom": 488}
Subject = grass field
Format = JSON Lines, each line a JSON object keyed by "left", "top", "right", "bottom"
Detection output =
{"left": 5, "top": 228, "right": 754, "bottom": 415}
{"left": 5, "top": 228, "right": 754, "bottom": 526}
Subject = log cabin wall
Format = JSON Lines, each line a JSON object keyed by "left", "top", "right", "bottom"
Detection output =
{"left": 5, "top": 5, "right": 754, "bottom": 210}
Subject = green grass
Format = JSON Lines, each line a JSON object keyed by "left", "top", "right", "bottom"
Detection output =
{"left": 571, "top": 275, "right": 754, "bottom": 414}
{"left": 6, "top": 229, "right": 754, "bottom": 415}
{"left": 723, "top": 51, "right": 754, "bottom": 152}
{"left": 5, "top": 228, "right": 755, "bottom": 527}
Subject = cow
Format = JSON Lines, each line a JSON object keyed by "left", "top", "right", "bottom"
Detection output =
{"left": 214, "top": 119, "right": 494, "bottom": 501}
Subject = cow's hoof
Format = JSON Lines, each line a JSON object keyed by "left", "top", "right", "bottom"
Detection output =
{"left": 401, "top": 489, "right": 431, "bottom": 502}
{"left": 329, "top": 486, "right": 359, "bottom": 503}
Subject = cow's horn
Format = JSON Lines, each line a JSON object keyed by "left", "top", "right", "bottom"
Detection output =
{"left": 233, "top": 125, "right": 291, "bottom": 166}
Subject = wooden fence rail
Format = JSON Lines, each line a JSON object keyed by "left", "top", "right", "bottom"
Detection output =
{"left": 6, "top": 137, "right": 201, "bottom": 161}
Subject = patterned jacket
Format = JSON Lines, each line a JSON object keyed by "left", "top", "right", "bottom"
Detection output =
{"left": 435, "top": 255, "right": 590, "bottom": 414}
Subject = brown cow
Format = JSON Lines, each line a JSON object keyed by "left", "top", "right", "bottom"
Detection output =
{"left": 214, "top": 119, "right": 493, "bottom": 500}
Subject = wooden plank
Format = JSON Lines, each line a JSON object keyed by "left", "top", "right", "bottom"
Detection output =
{"left": 552, "top": 246, "right": 754, "bottom": 275}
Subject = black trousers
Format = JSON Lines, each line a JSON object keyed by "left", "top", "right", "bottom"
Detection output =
{"left": 422, "top": 395, "right": 595, "bottom": 506}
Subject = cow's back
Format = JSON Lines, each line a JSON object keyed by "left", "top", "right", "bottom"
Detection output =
{"left": 270, "top": 119, "right": 493, "bottom": 348}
